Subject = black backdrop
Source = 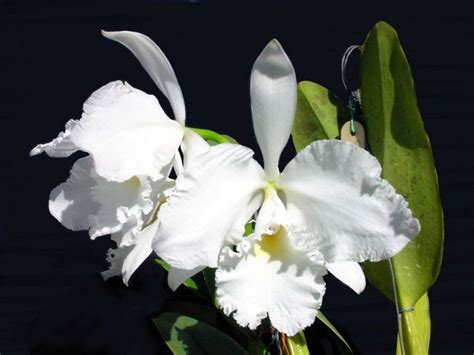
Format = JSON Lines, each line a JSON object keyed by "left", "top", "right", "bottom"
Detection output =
{"left": 0, "top": 1, "right": 472, "bottom": 354}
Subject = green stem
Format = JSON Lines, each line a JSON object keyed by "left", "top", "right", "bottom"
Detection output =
{"left": 389, "top": 258, "right": 406, "bottom": 355}
{"left": 247, "top": 337, "right": 268, "bottom": 355}
{"left": 189, "top": 127, "right": 230, "bottom": 144}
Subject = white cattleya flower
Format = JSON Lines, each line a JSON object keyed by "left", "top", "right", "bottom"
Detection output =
{"left": 153, "top": 40, "right": 421, "bottom": 335}
{"left": 102, "top": 130, "right": 210, "bottom": 285}
{"left": 30, "top": 30, "right": 201, "bottom": 284}
{"left": 31, "top": 30, "right": 187, "bottom": 182}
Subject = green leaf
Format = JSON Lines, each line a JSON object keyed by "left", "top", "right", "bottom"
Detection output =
{"left": 247, "top": 339, "right": 271, "bottom": 355}
{"left": 286, "top": 331, "right": 310, "bottom": 355}
{"left": 317, "top": 312, "right": 352, "bottom": 353}
{"left": 360, "top": 21, "right": 444, "bottom": 309}
{"left": 189, "top": 127, "right": 232, "bottom": 144}
{"left": 396, "top": 293, "right": 431, "bottom": 355}
{"left": 292, "top": 81, "right": 347, "bottom": 150}
{"left": 153, "top": 312, "right": 247, "bottom": 355}
{"left": 165, "top": 301, "right": 218, "bottom": 327}
{"left": 202, "top": 267, "right": 217, "bottom": 304}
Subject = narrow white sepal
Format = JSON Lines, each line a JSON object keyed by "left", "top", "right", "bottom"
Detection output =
{"left": 326, "top": 261, "right": 366, "bottom": 294}
{"left": 122, "top": 220, "right": 160, "bottom": 286}
{"left": 250, "top": 39, "right": 297, "bottom": 180}
{"left": 102, "top": 30, "right": 186, "bottom": 124}
{"left": 167, "top": 266, "right": 205, "bottom": 291}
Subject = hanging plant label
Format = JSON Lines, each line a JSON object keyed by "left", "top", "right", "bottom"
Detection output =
{"left": 340, "top": 121, "right": 366, "bottom": 148}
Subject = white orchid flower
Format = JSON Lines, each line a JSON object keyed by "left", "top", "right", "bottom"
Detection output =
{"left": 31, "top": 30, "right": 187, "bottom": 181}
{"left": 102, "top": 130, "right": 210, "bottom": 285}
{"left": 30, "top": 30, "right": 202, "bottom": 284}
{"left": 153, "top": 40, "right": 420, "bottom": 335}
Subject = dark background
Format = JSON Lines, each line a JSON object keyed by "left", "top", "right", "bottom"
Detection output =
{"left": 0, "top": 1, "right": 473, "bottom": 354}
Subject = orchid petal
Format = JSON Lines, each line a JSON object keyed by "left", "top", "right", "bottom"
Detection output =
{"left": 250, "top": 40, "right": 297, "bottom": 180}
{"left": 279, "top": 140, "right": 421, "bottom": 264}
{"left": 88, "top": 174, "right": 153, "bottom": 244}
{"left": 30, "top": 119, "right": 80, "bottom": 158}
{"left": 154, "top": 144, "right": 266, "bottom": 269}
{"left": 49, "top": 156, "right": 157, "bottom": 243}
{"left": 326, "top": 262, "right": 366, "bottom": 294}
{"left": 168, "top": 266, "right": 205, "bottom": 292}
{"left": 101, "top": 245, "right": 133, "bottom": 281}
{"left": 216, "top": 230, "right": 327, "bottom": 336}
{"left": 102, "top": 30, "right": 186, "bottom": 124}
{"left": 70, "top": 81, "right": 183, "bottom": 182}
{"left": 173, "top": 151, "right": 184, "bottom": 177}
{"left": 181, "top": 129, "right": 210, "bottom": 168}
{"left": 49, "top": 157, "right": 98, "bottom": 231}
{"left": 121, "top": 220, "right": 159, "bottom": 285}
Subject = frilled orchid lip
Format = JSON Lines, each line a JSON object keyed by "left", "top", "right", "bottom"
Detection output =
{"left": 216, "top": 227, "right": 327, "bottom": 337}
{"left": 152, "top": 39, "right": 420, "bottom": 335}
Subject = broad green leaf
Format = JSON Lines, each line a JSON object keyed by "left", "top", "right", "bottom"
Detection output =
{"left": 165, "top": 301, "right": 218, "bottom": 327}
{"left": 153, "top": 312, "right": 247, "bottom": 355}
{"left": 154, "top": 258, "right": 201, "bottom": 293}
{"left": 286, "top": 331, "right": 310, "bottom": 355}
{"left": 396, "top": 293, "right": 431, "bottom": 355}
{"left": 317, "top": 312, "right": 352, "bottom": 353}
{"left": 292, "top": 81, "right": 347, "bottom": 150}
{"left": 360, "top": 21, "right": 444, "bottom": 309}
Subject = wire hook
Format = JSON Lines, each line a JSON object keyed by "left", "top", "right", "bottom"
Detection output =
{"left": 341, "top": 45, "right": 362, "bottom": 135}
{"left": 341, "top": 44, "right": 361, "bottom": 92}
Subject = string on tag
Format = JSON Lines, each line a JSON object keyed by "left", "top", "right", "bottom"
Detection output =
{"left": 341, "top": 45, "right": 362, "bottom": 135}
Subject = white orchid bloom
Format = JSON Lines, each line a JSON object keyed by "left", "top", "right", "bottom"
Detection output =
{"left": 102, "top": 130, "right": 210, "bottom": 285}
{"left": 153, "top": 40, "right": 420, "bottom": 335}
{"left": 30, "top": 30, "right": 201, "bottom": 284}
{"left": 31, "top": 30, "right": 187, "bottom": 181}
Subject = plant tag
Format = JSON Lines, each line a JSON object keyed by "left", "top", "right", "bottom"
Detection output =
{"left": 340, "top": 121, "right": 366, "bottom": 149}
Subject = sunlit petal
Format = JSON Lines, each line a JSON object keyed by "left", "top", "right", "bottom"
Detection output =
{"left": 154, "top": 144, "right": 266, "bottom": 269}
{"left": 49, "top": 156, "right": 159, "bottom": 244}
{"left": 30, "top": 119, "right": 79, "bottom": 158}
{"left": 326, "top": 261, "right": 366, "bottom": 294}
{"left": 181, "top": 129, "right": 210, "bottom": 167}
{"left": 121, "top": 220, "right": 159, "bottom": 285}
{"left": 102, "top": 30, "right": 186, "bottom": 124}
{"left": 250, "top": 39, "right": 297, "bottom": 180}
{"left": 70, "top": 81, "right": 183, "bottom": 182}
{"left": 88, "top": 175, "right": 153, "bottom": 243}
{"left": 168, "top": 266, "right": 205, "bottom": 292}
{"left": 279, "top": 140, "right": 420, "bottom": 263}
{"left": 49, "top": 157, "right": 98, "bottom": 231}
{"left": 216, "top": 229, "right": 326, "bottom": 336}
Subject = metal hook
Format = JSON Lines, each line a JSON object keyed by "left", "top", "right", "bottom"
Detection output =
{"left": 341, "top": 44, "right": 361, "bottom": 92}
{"left": 341, "top": 45, "right": 362, "bottom": 135}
